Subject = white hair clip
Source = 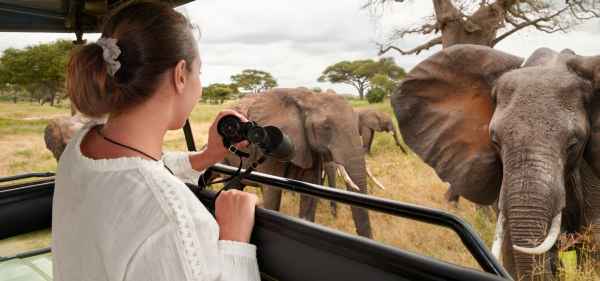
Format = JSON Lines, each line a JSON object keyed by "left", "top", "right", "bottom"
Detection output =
{"left": 96, "top": 37, "right": 122, "bottom": 77}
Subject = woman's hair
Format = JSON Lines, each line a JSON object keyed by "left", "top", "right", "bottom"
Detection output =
{"left": 67, "top": 1, "right": 198, "bottom": 117}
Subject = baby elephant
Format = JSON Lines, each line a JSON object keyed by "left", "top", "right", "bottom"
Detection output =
{"left": 356, "top": 109, "right": 406, "bottom": 154}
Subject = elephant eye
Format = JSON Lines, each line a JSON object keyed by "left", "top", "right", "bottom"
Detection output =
{"left": 567, "top": 140, "right": 579, "bottom": 154}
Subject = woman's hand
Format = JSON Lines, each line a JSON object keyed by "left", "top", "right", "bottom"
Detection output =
{"left": 204, "top": 109, "right": 249, "bottom": 163}
{"left": 215, "top": 190, "right": 258, "bottom": 242}
{"left": 189, "top": 109, "right": 249, "bottom": 171}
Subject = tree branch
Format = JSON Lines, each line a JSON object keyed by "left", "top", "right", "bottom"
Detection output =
{"left": 494, "top": 6, "right": 569, "bottom": 45}
{"left": 391, "top": 22, "right": 439, "bottom": 39}
{"left": 377, "top": 36, "right": 442, "bottom": 56}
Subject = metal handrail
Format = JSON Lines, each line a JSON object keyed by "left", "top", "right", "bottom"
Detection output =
{"left": 0, "top": 247, "right": 52, "bottom": 263}
{"left": 207, "top": 163, "right": 512, "bottom": 280}
{"left": 0, "top": 172, "right": 55, "bottom": 184}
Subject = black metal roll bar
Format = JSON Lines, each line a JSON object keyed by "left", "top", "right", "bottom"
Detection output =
{"left": 206, "top": 163, "right": 511, "bottom": 279}
{"left": 0, "top": 172, "right": 55, "bottom": 184}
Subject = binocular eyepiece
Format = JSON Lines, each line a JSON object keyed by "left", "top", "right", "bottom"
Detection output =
{"left": 217, "top": 115, "right": 295, "bottom": 161}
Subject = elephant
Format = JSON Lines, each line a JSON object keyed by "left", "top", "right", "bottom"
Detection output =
{"left": 356, "top": 108, "right": 406, "bottom": 154}
{"left": 44, "top": 114, "right": 103, "bottom": 160}
{"left": 224, "top": 88, "right": 373, "bottom": 238}
{"left": 392, "top": 44, "right": 600, "bottom": 280}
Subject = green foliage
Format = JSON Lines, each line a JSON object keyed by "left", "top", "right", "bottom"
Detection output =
{"left": 230, "top": 69, "right": 278, "bottom": 93}
{"left": 370, "top": 73, "right": 397, "bottom": 95}
{"left": 366, "top": 87, "right": 386, "bottom": 103}
{"left": 0, "top": 40, "right": 73, "bottom": 105}
{"left": 318, "top": 57, "right": 405, "bottom": 99}
{"left": 202, "top": 83, "right": 234, "bottom": 104}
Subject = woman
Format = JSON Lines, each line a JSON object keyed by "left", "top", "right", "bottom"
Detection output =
{"left": 51, "top": 2, "right": 260, "bottom": 281}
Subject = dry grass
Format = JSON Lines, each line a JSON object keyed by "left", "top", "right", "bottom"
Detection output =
{"left": 1, "top": 100, "right": 598, "bottom": 279}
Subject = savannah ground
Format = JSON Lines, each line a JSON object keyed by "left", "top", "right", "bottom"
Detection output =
{"left": 0, "top": 99, "right": 597, "bottom": 280}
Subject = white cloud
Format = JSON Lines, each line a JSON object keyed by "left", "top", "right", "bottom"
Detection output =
{"left": 2, "top": 0, "right": 600, "bottom": 95}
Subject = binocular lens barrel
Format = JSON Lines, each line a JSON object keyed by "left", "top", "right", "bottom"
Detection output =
{"left": 217, "top": 115, "right": 295, "bottom": 161}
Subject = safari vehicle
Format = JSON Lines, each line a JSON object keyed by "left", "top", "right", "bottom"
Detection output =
{"left": 0, "top": 1, "right": 511, "bottom": 280}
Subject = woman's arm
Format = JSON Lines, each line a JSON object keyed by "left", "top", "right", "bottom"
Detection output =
{"left": 124, "top": 174, "right": 260, "bottom": 281}
{"left": 123, "top": 221, "right": 260, "bottom": 281}
{"left": 163, "top": 110, "right": 248, "bottom": 182}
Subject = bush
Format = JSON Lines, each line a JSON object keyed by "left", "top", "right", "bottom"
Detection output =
{"left": 366, "top": 87, "right": 385, "bottom": 104}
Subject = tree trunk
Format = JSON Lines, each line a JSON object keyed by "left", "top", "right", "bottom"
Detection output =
{"left": 435, "top": 0, "right": 505, "bottom": 48}
{"left": 50, "top": 91, "right": 56, "bottom": 106}
{"left": 358, "top": 84, "right": 365, "bottom": 100}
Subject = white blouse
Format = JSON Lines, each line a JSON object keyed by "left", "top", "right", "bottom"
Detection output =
{"left": 52, "top": 122, "right": 261, "bottom": 281}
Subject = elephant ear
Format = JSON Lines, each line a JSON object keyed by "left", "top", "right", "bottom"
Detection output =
{"left": 568, "top": 55, "right": 600, "bottom": 176}
{"left": 238, "top": 89, "right": 314, "bottom": 169}
{"left": 392, "top": 44, "right": 523, "bottom": 205}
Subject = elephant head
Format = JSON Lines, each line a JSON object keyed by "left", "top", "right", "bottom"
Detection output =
{"left": 356, "top": 108, "right": 406, "bottom": 154}
{"left": 44, "top": 114, "right": 104, "bottom": 161}
{"left": 232, "top": 88, "right": 372, "bottom": 237}
{"left": 392, "top": 44, "right": 600, "bottom": 280}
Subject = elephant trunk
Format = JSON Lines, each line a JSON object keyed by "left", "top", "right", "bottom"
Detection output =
{"left": 388, "top": 124, "right": 407, "bottom": 154}
{"left": 341, "top": 153, "right": 373, "bottom": 238}
{"left": 502, "top": 147, "right": 564, "bottom": 280}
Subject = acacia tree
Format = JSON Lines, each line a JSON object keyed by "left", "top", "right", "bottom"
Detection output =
{"left": 230, "top": 69, "right": 278, "bottom": 93}
{"left": 318, "top": 57, "right": 405, "bottom": 99}
{"left": 365, "top": 0, "right": 600, "bottom": 55}
{"left": 202, "top": 83, "right": 235, "bottom": 104}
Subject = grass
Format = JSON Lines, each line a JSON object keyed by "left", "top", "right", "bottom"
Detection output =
{"left": 0, "top": 99, "right": 598, "bottom": 279}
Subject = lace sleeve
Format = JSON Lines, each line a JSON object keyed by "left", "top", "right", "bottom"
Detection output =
{"left": 162, "top": 151, "right": 202, "bottom": 183}
{"left": 131, "top": 170, "right": 260, "bottom": 281}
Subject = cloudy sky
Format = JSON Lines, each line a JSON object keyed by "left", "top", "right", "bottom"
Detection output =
{"left": 1, "top": 0, "right": 599, "bottom": 94}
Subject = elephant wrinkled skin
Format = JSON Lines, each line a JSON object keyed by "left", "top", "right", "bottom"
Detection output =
{"left": 392, "top": 44, "right": 600, "bottom": 280}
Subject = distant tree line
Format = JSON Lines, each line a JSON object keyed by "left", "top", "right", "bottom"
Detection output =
{"left": 0, "top": 40, "right": 73, "bottom": 105}
{"left": 0, "top": 39, "right": 402, "bottom": 106}
{"left": 202, "top": 69, "right": 279, "bottom": 104}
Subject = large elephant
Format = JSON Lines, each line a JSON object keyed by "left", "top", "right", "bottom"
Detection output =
{"left": 225, "top": 88, "right": 373, "bottom": 238}
{"left": 356, "top": 108, "right": 406, "bottom": 154}
{"left": 392, "top": 44, "right": 600, "bottom": 280}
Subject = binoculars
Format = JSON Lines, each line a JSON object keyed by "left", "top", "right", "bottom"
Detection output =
{"left": 217, "top": 115, "right": 294, "bottom": 161}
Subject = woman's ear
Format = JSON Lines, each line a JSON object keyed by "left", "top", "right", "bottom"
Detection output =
{"left": 172, "top": 59, "right": 188, "bottom": 95}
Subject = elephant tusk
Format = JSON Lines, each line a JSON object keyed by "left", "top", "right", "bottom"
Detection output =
{"left": 336, "top": 165, "right": 360, "bottom": 191}
{"left": 513, "top": 213, "right": 562, "bottom": 255}
{"left": 365, "top": 166, "right": 385, "bottom": 190}
{"left": 491, "top": 213, "right": 505, "bottom": 261}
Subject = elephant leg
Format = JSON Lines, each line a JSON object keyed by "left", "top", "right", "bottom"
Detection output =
{"left": 299, "top": 160, "right": 322, "bottom": 222}
{"left": 364, "top": 129, "right": 374, "bottom": 154}
{"left": 359, "top": 126, "right": 373, "bottom": 154}
{"left": 348, "top": 183, "right": 373, "bottom": 239}
{"left": 262, "top": 186, "right": 282, "bottom": 211}
{"left": 299, "top": 195, "right": 318, "bottom": 222}
{"left": 255, "top": 158, "right": 290, "bottom": 212}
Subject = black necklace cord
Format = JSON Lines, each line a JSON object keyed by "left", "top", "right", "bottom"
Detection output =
{"left": 95, "top": 126, "right": 175, "bottom": 175}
